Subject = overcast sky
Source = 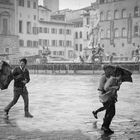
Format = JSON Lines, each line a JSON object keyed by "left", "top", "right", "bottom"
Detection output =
{"left": 39, "top": 0, "right": 95, "bottom": 10}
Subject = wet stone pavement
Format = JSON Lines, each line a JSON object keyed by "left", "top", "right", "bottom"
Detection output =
{"left": 0, "top": 74, "right": 140, "bottom": 140}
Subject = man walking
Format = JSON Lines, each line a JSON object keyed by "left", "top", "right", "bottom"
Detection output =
{"left": 4, "top": 58, "right": 33, "bottom": 118}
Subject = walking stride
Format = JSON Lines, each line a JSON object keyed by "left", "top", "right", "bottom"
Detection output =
{"left": 4, "top": 58, "right": 33, "bottom": 119}
{"left": 92, "top": 65, "right": 132, "bottom": 134}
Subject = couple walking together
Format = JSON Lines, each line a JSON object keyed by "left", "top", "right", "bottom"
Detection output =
{"left": 93, "top": 65, "right": 123, "bottom": 134}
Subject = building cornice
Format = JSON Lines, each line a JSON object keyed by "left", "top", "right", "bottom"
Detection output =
{"left": 39, "top": 20, "right": 74, "bottom": 26}
{"left": 38, "top": 5, "right": 51, "bottom": 12}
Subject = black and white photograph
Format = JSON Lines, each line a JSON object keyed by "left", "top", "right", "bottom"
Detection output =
{"left": 0, "top": 0, "right": 140, "bottom": 139}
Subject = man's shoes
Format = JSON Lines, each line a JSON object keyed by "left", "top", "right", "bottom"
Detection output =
{"left": 25, "top": 112, "right": 33, "bottom": 118}
{"left": 92, "top": 111, "right": 98, "bottom": 119}
{"left": 107, "top": 128, "right": 114, "bottom": 134}
{"left": 4, "top": 109, "right": 9, "bottom": 119}
{"left": 101, "top": 126, "right": 114, "bottom": 134}
{"left": 4, "top": 109, "right": 9, "bottom": 115}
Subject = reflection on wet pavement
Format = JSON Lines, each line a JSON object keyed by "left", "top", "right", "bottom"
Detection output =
{"left": 0, "top": 74, "right": 140, "bottom": 139}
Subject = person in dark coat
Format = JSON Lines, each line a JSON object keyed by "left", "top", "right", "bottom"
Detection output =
{"left": 4, "top": 58, "right": 33, "bottom": 118}
{"left": 92, "top": 65, "right": 122, "bottom": 134}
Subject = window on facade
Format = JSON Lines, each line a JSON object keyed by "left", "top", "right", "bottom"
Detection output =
{"left": 19, "top": 40, "right": 24, "bottom": 47}
{"left": 66, "top": 41, "right": 72, "bottom": 47}
{"left": 59, "top": 40, "right": 63, "bottom": 46}
{"left": 87, "top": 32, "right": 89, "bottom": 40}
{"left": 75, "top": 32, "right": 78, "bottom": 39}
{"left": 27, "top": 0, "right": 30, "bottom": 8}
{"left": 75, "top": 44, "right": 78, "bottom": 51}
{"left": 87, "top": 17, "right": 89, "bottom": 25}
{"left": 122, "top": 43, "right": 124, "bottom": 47}
{"left": 100, "top": 0, "right": 105, "bottom": 4}
{"left": 33, "top": 2, "right": 37, "bottom": 9}
{"left": 44, "top": 40, "right": 49, "bottom": 46}
{"left": 47, "top": 28, "right": 49, "bottom": 33}
{"left": 100, "top": 29, "right": 104, "bottom": 38}
{"left": 59, "top": 51, "right": 64, "bottom": 56}
{"left": 39, "top": 27, "right": 42, "bottom": 33}
{"left": 27, "top": 40, "right": 32, "bottom": 47}
{"left": 44, "top": 28, "right": 47, "bottom": 33}
{"left": 114, "top": 28, "right": 119, "bottom": 37}
{"left": 52, "top": 40, "right": 57, "bottom": 46}
{"left": 2, "top": 18, "right": 8, "bottom": 35}
{"left": 48, "top": 40, "right": 50, "bottom": 46}
{"left": 66, "top": 41, "right": 69, "bottom": 47}
{"left": 107, "top": 10, "right": 112, "bottom": 20}
{"left": 33, "top": 41, "right": 38, "bottom": 47}
{"left": 44, "top": 28, "right": 49, "bottom": 33}
{"left": 53, "top": 51, "right": 56, "bottom": 55}
{"left": 0, "top": 0, "right": 10, "bottom": 3}
{"left": 19, "top": 20, "right": 23, "bottom": 33}
{"left": 33, "top": 27, "right": 38, "bottom": 34}
{"left": 19, "top": 0, "right": 24, "bottom": 6}
{"left": 44, "top": 40, "right": 46, "bottom": 46}
{"left": 80, "top": 31, "right": 82, "bottom": 38}
{"left": 122, "top": 9, "right": 127, "bottom": 18}
{"left": 39, "top": 39, "right": 42, "bottom": 45}
{"left": 68, "top": 50, "right": 73, "bottom": 58}
{"left": 107, "top": 0, "right": 112, "bottom": 2}
{"left": 27, "top": 22, "right": 31, "bottom": 34}
{"left": 106, "top": 29, "right": 110, "bottom": 38}
{"left": 69, "top": 41, "right": 72, "bottom": 47}
{"left": 51, "top": 28, "right": 57, "bottom": 34}
{"left": 59, "top": 29, "right": 63, "bottom": 34}
{"left": 80, "top": 44, "right": 82, "bottom": 51}
{"left": 114, "top": 10, "right": 119, "bottom": 19}
{"left": 122, "top": 28, "right": 127, "bottom": 37}
{"left": 34, "top": 15, "right": 36, "bottom": 20}
{"left": 5, "top": 48, "right": 9, "bottom": 53}
{"left": 100, "top": 12, "right": 104, "bottom": 21}
{"left": 134, "top": 24, "right": 139, "bottom": 36}
{"left": 134, "top": 6, "right": 139, "bottom": 17}
{"left": 66, "top": 29, "right": 71, "bottom": 35}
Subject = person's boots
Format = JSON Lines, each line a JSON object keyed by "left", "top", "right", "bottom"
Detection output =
{"left": 92, "top": 111, "right": 98, "bottom": 119}
{"left": 25, "top": 112, "right": 33, "bottom": 118}
{"left": 4, "top": 109, "right": 9, "bottom": 119}
{"left": 101, "top": 126, "right": 114, "bottom": 134}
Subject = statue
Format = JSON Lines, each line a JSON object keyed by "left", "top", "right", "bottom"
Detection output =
{"left": 41, "top": 46, "right": 51, "bottom": 64}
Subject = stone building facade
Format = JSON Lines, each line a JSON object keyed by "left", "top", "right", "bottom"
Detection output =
{"left": 97, "top": 0, "right": 140, "bottom": 60}
{"left": 0, "top": 0, "right": 19, "bottom": 64}
{"left": 18, "top": 0, "right": 39, "bottom": 57}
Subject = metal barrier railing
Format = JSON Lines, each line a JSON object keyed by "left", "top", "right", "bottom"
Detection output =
{"left": 11, "top": 62, "right": 140, "bottom": 74}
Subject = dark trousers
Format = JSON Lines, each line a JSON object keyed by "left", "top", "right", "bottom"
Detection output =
{"left": 5, "top": 86, "right": 29, "bottom": 113}
{"left": 96, "top": 106, "right": 106, "bottom": 113}
{"left": 102, "top": 101, "right": 115, "bottom": 129}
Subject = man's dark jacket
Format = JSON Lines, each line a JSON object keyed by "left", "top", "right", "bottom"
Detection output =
{"left": 13, "top": 67, "right": 30, "bottom": 88}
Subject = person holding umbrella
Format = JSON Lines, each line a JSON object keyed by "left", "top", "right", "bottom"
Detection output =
{"left": 4, "top": 58, "right": 33, "bottom": 118}
{"left": 92, "top": 65, "right": 132, "bottom": 134}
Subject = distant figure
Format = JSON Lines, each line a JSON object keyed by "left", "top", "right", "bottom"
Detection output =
{"left": 135, "top": 45, "right": 140, "bottom": 62}
{"left": 92, "top": 66, "right": 122, "bottom": 134}
{"left": 109, "top": 55, "right": 113, "bottom": 64}
{"left": 79, "top": 55, "right": 84, "bottom": 63}
{"left": 4, "top": 58, "right": 33, "bottom": 118}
